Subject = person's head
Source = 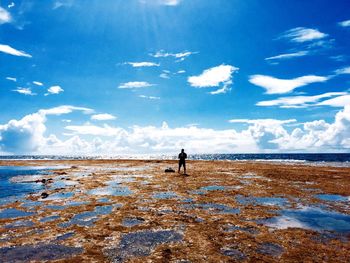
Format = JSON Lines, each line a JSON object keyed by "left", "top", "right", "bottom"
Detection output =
{"left": 181, "top": 149, "right": 184, "bottom": 153}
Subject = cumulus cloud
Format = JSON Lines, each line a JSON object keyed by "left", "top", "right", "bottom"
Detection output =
{"left": 257, "top": 92, "right": 347, "bottom": 108}
{"left": 338, "top": 20, "right": 350, "bottom": 27}
{"left": 188, "top": 64, "right": 239, "bottom": 94}
{"left": 273, "top": 105, "right": 350, "bottom": 151}
{"left": 0, "top": 105, "right": 93, "bottom": 154}
{"left": 265, "top": 51, "right": 308, "bottom": 61}
{"left": 0, "top": 44, "right": 32, "bottom": 58}
{"left": 2, "top": 105, "right": 350, "bottom": 154}
{"left": 118, "top": 81, "right": 154, "bottom": 89}
{"left": 280, "top": 27, "right": 328, "bottom": 43}
{"left": 33, "top": 81, "right": 43, "bottom": 86}
{"left": 0, "top": 7, "right": 11, "bottom": 24}
{"left": 249, "top": 74, "right": 328, "bottom": 94}
{"left": 124, "top": 62, "right": 160, "bottom": 67}
{"left": 91, "top": 113, "right": 117, "bottom": 121}
{"left": 13, "top": 87, "right": 36, "bottom": 96}
{"left": 45, "top": 85, "right": 64, "bottom": 95}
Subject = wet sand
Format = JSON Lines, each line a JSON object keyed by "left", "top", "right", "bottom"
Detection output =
{"left": 0, "top": 159, "right": 349, "bottom": 262}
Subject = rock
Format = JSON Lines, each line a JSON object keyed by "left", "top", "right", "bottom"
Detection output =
{"left": 41, "top": 192, "right": 49, "bottom": 199}
{"left": 165, "top": 168, "right": 175, "bottom": 173}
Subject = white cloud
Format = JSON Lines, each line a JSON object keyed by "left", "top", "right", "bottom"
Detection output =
{"left": 0, "top": 105, "right": 93, "bottom": 154}
{"left": 118, "top": 81, "right": 154, "bottom": 89}
{"left": 33, "top": 81, "right": 43, "bottom": 86}
{"left": 150, "top": 50, "right": 197, "bottom": 62}
{"left": 0, "top": 44, "right": 32, "bottom": 58}
{"left": 8, "top": 2, "right": 15, "bottom": 8}
{"left": 281, "top": 27, "right": 328, "bottom": 43}
{"left": 317, "top": 94, "right": 350, "bottom": 107}
{"left": 160, "top": 70, "right": 170, "bottom": 79}
{"left": 177, "top": 70, "right": 186, "bottom": 74}
{"left": 228, "top": 119, "right": 296, "bottom": 125}
{"left": 249, "top": 74, "right": 328, "bottom": 94}
{"left": 139, "top": 95, "right": 160, "bottom": 100}
{"left": 53, "top": 0, "right": 74, "bottom": 9}
{"left": 13, "top": 87, "right": 36, "bottom": 96}
{"left": 125, "top": 62, "right": 160, "bottom": 67}
{"left": 160, "top": 0, "right": 182, "bottom": 5}
{"left": 45, "top": 85, "right": 64, "bottom": 95}
{"left": 6, "top": 77, "right": 16, "bottom": 82}
{"left": 2, "top": 105, "right": 350, "bottom": 154}
{"left": 265, "top": 51, "right": 308, "bottom": 61}
{"left": 38, "top": 105, "right": 94, "bottom": 116}
{"left": 91, "top": 113, "right": 117, "bottom": 121}
{"left": 334, "top": 66, "right": 350, "bottom": 75}
{"left": 257, "top": 92, "right": 347, "bottom": 108}
{"left": 188, "top": 64, "right": 239, "bottom": 94}
{"left": 140, "top": 0, "right": 182, "bottom": 6}
{"left": 65, "top": 124, "right": 124, "bottom": 137}
{"left": 339, "top": 20, "right": 350, "bottom": 27}
{"left": 0, "top": 7, "right": 11, "bottom": 24}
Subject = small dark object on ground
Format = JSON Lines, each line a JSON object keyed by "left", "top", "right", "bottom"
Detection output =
{"left": 41, "top": 192, "right": 49, "bottom": 199}
{"left": 165, "top": 168, "right": 175, "bottom": 173}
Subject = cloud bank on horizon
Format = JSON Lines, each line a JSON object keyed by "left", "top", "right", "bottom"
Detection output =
{"left": 0, "top": 0, "right": 350, "bottom": 155}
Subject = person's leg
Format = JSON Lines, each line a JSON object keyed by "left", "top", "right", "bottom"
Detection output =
{"left": 178, "top": 162, "right": 181, "bottom": 173}
{"left": 183, "top": 162, "right": 186, "bottom": 174}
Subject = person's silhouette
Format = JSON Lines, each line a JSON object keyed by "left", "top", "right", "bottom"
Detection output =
{"left": 178, "top": 149, "right": 187, "bottom": 174}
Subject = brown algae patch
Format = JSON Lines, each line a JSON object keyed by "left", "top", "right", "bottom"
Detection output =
{"left": 0, "top": 159, "right": 349, "bottom": 262}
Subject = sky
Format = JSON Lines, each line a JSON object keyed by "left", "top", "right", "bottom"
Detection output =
{"left": 0, "top": 0, "right": 350, "bottom": 155}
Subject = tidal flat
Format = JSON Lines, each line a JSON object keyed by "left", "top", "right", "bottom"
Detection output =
{"left": 0, "top": 159, "right": 349, "bottom": 262}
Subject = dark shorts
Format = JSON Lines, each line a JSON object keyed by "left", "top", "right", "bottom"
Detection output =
{"left": 179, "top": 161, "right": 186, "bottom": 167}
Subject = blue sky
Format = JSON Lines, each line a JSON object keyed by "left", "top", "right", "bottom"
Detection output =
{"left": 0, "top": 0, "right": 350, "bottom": 155}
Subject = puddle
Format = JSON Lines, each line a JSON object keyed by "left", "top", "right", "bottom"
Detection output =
{"left": 153, "top": 192, "right": 179, "bottom": 199}
{"left": 55, "top": 232, "right": 75, "bottom": 241}
{"left": 105, "top": 230, "right": 182, "bottom": 261}
{"left": 122, "top": 217, "right": 145, "bottom": 227}
{"left": 181, "top": 203, "right": 240, "bottom": 214}
{"left": 240, "top": 173, "right": 262, "bottom": 179}
{"left": 315, "top": 194, "right": 349, "bottom": 202}
{"left": 188, "top": 190, "right": 206, "bottom": 195}
{"left": 199, "top": 185, "right": 226, "bottom": 191}
{"left": 0, "top": 244, "right": 83, "bottom": 261}
{"left": 5, "top": 220, "right": 35, "bottom": 228}
{"left": 236, "top": 195, "right": 288, "bottom": 207}
{"left": 260, "top": 206, "right": 350, "bottom": 233}
{"left": 223, "top": 224, "right": 259, "bottom": 234}
{"left": 21, "top": 200, "right": 42, "bottom": 209}
{"left": 50, "top": 180, "right": 79, "bottom": 189}
{"left": 42, "top": 192, "right": 74, "bottom": 201}
{"left": 256, "top": 242, "right": 284, "bottom": 257}
{"left": 221, "top": 247, "right": 246, "bottom": 260}
{"left": 40, "top": 215, "right": 60, "bottom": 223}
{"left": 0, "top": 208, "right": 35, "bottom": 219}
{"left": 59, "top": 205, "right": 116, "bottom": 227}
{"left": 88, "top": 186, "right": 133, "bottom": 196}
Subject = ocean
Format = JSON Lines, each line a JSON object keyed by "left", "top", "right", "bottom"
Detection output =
{"left": 0, "top": 153, "right": 350, "bottom": 166}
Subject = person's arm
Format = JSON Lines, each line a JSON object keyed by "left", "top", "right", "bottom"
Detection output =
{"left": 185, "top": 153, "right": 187, "bottom": 159}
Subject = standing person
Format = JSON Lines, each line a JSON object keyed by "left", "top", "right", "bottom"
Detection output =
{"left": 178, "top": 149, "right": 187, "bottom": 174}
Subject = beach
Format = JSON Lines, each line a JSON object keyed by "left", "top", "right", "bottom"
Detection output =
{"left": 0, "top": 159, "right": 349, "bottom": 262}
